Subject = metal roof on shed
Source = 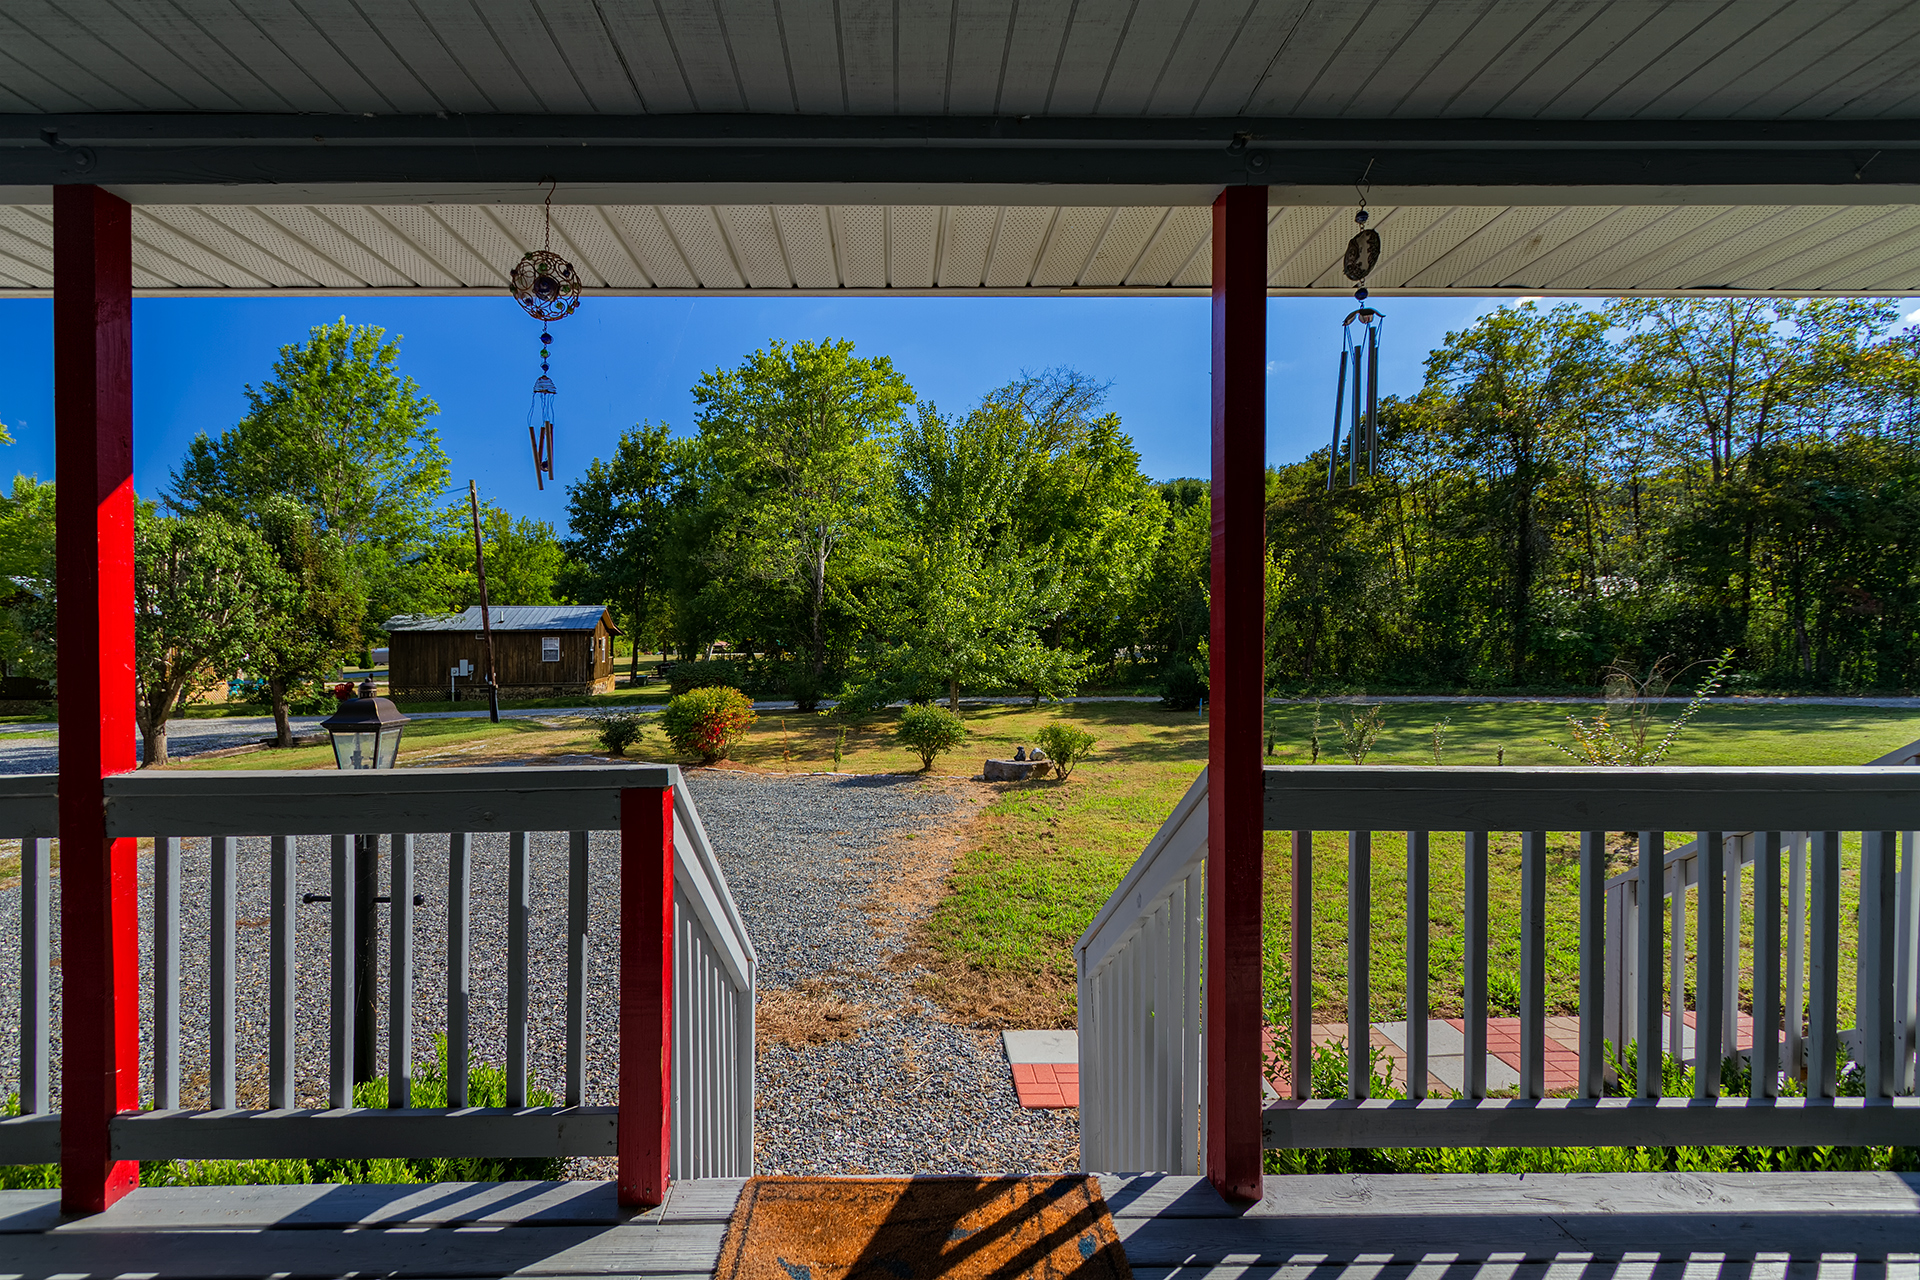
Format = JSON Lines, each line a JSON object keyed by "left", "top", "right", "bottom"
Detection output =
{"left": 384, "top": 606, "right": 616, "bottom": 633}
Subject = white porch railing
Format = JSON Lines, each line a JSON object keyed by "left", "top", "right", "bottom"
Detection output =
{"left": 0, "top": 765, "right": 754, "bottom": 1179}
{"left": 1603, "top": 739, "right": 1920, "bottom": 1084}
{"left": 669, "top": 783, "right": 757, "bottom": 1178}
{"left": 1080, "top": 761, "right": 1920, "bottom": 1161}
{"left": 1076, "top": 767, "right": 1206, "bottom": 1175}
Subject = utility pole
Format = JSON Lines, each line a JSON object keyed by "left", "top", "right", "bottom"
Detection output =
{"left": 468, "top": 480, "right": 501, "bottom": 724}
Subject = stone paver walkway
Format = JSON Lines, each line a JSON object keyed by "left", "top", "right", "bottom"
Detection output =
{"left": 1269, "top": 1013, "right": 1762, "bottom": 1096}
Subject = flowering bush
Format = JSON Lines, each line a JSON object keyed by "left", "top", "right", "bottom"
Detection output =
{"left": 660, "top": 686, "right": 756, "bottom": 763}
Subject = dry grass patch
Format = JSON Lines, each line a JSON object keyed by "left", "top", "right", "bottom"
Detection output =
{"left": 756, "top": 979, "right": 872, "bottom": 1050}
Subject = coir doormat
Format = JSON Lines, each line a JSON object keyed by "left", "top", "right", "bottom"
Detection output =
{"left": 714, "top": 1175, "right": 1133, "bottom": 1279}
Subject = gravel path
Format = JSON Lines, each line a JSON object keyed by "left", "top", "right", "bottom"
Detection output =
{"left": 0, "top": 768, "right": 1078, "bottom": 1175}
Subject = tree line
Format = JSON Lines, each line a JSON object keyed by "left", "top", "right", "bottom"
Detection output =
{"left": 1267, "top": 298, "right": 1920, "bottom": 691}
{"left": 3, "top": 298, "right": 1917, "bottom": 765}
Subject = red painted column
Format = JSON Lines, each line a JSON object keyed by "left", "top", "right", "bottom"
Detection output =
{"left": 618, "top": 785, "right": 673, "bottom": 1208}
{"left": 54, "top": 185, "right": 140, "bottom": 1214}
{"left": 1207, "top": 185, "right": 1267, "bottom": 1203}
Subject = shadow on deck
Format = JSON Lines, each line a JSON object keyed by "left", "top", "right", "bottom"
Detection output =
{"left": 3, "top": 1172, "right": 1918, "bottom": 1278}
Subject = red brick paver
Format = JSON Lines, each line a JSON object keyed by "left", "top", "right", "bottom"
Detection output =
{"left": 1266, "top": 1011, "right": 1765, "bottom": 1097}
{"left": 1011, "top": 1062, "right": 1080, "bottom": 1109}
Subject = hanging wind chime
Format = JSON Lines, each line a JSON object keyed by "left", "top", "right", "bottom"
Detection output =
{"left": 1327, "top": 184, "right": 1385, "bottom": 491}
{"left": 508, "top": 185, "right": 581, "bottom": 490}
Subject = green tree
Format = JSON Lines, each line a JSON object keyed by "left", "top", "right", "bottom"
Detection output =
{"left": 562, "top": 423, "right": 682, "bottom": 678}
{"left": 251, "top": 499, "right": 362, "bottom": 747}
{"left": 690, "top": 339, "right": 914, "bottom": 684}
{"left": 425, "top": 501, "right": 568, "bottom": 611}
{"left": 168, "top": 318, "right": 450, "bottom": 634}
{"left": 0, "top": 474, "right": 56, "bottom": 685}
{"left": 1402, "top": 304, "right": 1621, "bottom": 683}
{"left": 134, "top": 510, "right": 287, "bottom": 766}
{"left": 881, "top": 402, "right": 1084, "bottom": 710}
{"left": 978, "top": 371, "right": 1166, "bottom": 667}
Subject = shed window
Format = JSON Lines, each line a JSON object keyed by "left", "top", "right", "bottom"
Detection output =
{"left": 542, "top": 636, "right": 561, "bottom": 662}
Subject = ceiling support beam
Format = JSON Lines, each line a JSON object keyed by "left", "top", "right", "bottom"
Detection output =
{"left": 3, "top": 114, "right": 1917, "bottom": 195}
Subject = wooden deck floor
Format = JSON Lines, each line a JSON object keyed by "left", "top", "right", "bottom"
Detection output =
{"left": 3, "top": 1172, "right": 1917, "bottom": 1278}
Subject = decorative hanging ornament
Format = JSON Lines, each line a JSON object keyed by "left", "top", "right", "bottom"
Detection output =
{"left": 1342, "top": 164, "right": 1380, "bottom": 304}
{"left": 1327, "top": 177, "right": 1386, "bottom": 492}
{"left": 528, "top": 331, "right": 557, "bottom": 490}
{"left": 508, "top": 184, "right": 579, "bottom": 489}
{"left": 1326, "top": 306, "right": 1385, "bottom": 491}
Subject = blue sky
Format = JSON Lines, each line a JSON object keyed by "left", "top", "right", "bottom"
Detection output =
{"left": 0, "top": 292, "right": 1503, "bottom": 527}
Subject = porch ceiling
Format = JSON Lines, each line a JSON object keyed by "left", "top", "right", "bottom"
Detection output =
{"left": 1, "top": 1, "right": 1917, "bottom": 297}
{"left": 4, "top": 0, "right": 1915, "bottom": 122}
{"left": 2, "top": 198, "right": 1918, "bottom": 297}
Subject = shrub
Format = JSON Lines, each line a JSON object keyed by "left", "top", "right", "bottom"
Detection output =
{"left": 1158, "top": 659, "right": 1208, "bottom": 710}
{"left": 668, "top": 658, "right": 750, "bottom": 697}
{"left": 287, "top": 682, "right": 337, "bottom": 715}
{"left": 1035, "top": 722, "right": 1096, "bottom": 780}
{"left": 896, "top": 703, "right": 967, "bottom": 771}
{"left": 591, "top": 708, "right": 648, "bottom": 757}
{"left": 661, "top": 685, "right": 756, "bottom": 763}
{"left": 1336, "top": 704, "right": 1385, "bottom": 763}
{"left": 781, "top": 663, "right": 828, "bottom": 712}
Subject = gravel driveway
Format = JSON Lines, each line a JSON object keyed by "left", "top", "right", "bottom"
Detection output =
{"left": 0, "top": 768, "right": 1078, "bottom": 1175}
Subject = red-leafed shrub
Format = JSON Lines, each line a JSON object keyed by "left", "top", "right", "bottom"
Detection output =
{"left": 661, "top": 685, "right": 756, "bottom": 764}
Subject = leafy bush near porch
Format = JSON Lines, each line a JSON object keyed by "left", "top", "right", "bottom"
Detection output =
{"left": 661, "top": 685, "right": 757, "bottom": 763}
{"left": 1, "top": 1039, "right": 563, "bottom": 1189}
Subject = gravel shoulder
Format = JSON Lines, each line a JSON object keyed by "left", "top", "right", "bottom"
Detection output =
{"left": 0, "top": 765, "right": 1077, "bottom": 1176}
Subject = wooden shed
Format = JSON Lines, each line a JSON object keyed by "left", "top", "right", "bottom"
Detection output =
{"left": 383, "top": 605, "right": 619, "bottom": 701}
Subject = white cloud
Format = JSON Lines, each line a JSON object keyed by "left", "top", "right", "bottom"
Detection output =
{"left": 1266, "top": 359, "right": 1277, "bottom": 375}
{"left": 1905, "top": 306, "right": 1920, "bottom": 326}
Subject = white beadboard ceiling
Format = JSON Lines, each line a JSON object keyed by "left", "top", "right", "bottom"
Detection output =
{"left": 3, "top": 201, "right": 1918, "bottom": 296}
{"left": 1, "top": 0, "right": 1915, "bottom": 121}
{"left": 2, "top": 2, "right": 1917, "bottom": 295}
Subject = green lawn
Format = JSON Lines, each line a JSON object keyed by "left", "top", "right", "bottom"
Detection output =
{"left": 918, "top": 700, "right": 1920, "bottom": 1034}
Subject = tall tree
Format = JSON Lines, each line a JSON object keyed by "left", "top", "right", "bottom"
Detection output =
{"left": 1611, "top": 298, "right": 1897, "bottom": 484}
{"left": 168, "top": 318, "right": 450, "bottom": 634}
{"left": 1404, "top": 304, "right": 1621, "bottom": 682}
{"left": 883, "top": 402, "right": 1082, "bottom": 709}
{"left": 250, "top": 498, "right": 362, "bottom": 747}
{"left": 134, "top": 510, "right": 286, "bottom": 765}
{"left": 424, "top": 500, "right": 568, "bottom": 611}
{"left": 562, "top": 423, "right": 682, "bottom": 678}
{"left": 691, "top": 339, "right": 914, "bottom": 684}
{"left": 0, "top": 473, "right": 56, "bottom": 685}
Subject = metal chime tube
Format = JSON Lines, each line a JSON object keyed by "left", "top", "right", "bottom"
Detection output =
{"left": 1327, "top": 349, "right": 1347, "bottom": 492}
{"left": 1348, "top": 330, "right": 1362, "bottom": 487}
{"left": 1365, "top": 322, "right": 1380, "bottom": 475}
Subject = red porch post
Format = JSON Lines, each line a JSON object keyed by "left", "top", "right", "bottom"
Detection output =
{"left": 1206, "top": 184, "right": 1267, "bottom": 1203}
{"left": 618, "top": 785, "right": 674, "bottom": 1207}
{"left": 54, "top": 185, "right": 140, "bottom": 1214}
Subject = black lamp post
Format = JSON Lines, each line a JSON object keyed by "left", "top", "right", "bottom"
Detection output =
{"left": 319, "top": 678, "right": 410, "bottom": 1083}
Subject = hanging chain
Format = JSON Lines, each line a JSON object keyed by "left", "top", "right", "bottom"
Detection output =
{"left": 543, "top": 180, "right": 556, "bottom": 251}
